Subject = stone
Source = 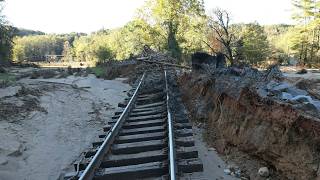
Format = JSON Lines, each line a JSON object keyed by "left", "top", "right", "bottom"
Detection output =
{"left": 299, "top": 102, "right": 319, "bottom": 112}
{"left": 266, "top": 80, "right": 278, "bottom": 90}
{"left": 191, "top": 52, "right": 226, "bottom": 72}
{"left": 297, "top": 68, "right": 308, "bottom": 74}
{"left": 291, "top": 95, "right": 313, "bottom": 103}
{"left": 0, "top": 66, "right": 6, "bottom": 73}
{"left": 265, "top": 65, "right": 283, "bottom": 81}
{"left": 258, "top": 167, "right": 269, "bottom": 177}
{"left": 235, "top": 169, "right": 241, "bottom": 178}
{"left": 0, "top": 156, "right": 8, "bottom": 165}
{"left": 272, "top": 83, "right": 291, "bottom": 92}
{"left": 282, "top": 92, "right": 293, "bottom": 101}
{"left": 227, "top": 164, "right": 239, "bottom": 171}
{"left": 224, "top": 168, "right": 231, "bottom": 175}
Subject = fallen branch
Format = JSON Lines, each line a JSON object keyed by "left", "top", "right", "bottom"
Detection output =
{"left": 136, "top": 57, "right": 191, "bottom": 69}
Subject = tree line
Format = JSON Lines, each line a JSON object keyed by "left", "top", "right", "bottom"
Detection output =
{"left": 0, "top": 0, "right": 14, "bottom": 64}
{"left": 3, "top": 0, "right": 320, "bottom": 67}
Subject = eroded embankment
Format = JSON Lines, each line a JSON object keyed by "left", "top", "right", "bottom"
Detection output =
{"left": 178, "top": 70, "right": 320, "bottom": 179}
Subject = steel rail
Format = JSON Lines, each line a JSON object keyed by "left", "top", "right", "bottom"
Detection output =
{"left": 79, "top": 72, "right": 146, "bottom": 180}
{"left": 165, "top": 70, "right": 177, "bottom": 180}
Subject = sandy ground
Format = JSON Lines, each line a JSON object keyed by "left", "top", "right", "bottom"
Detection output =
{"left": 190, "top": 127, "right": 237, "bottom": 180}
{"left": 284, "top": 72, "right": 320, "bottom": 79}
{"left": 0, "top": 74, "right": 130, "bottom": 180}
{"left": 280, "top": 66, "right": 320, "bottom": 80}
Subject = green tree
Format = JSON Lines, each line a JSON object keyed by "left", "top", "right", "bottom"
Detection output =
{"left": 290, "top": 0, "right": 320, "bottom": 65}
{"left": 0, "top": 1, "right": 14, "bottom": 63}
{"left": 139, "top": 0, "right": 205, "bottom": 59}
{"left": 62, "top": 41, "right": 73, "bottom": 62}
{"left": 240, "top": 23, "right": 270, "bottom": 65}
{"left": 12, "top": 34, "right": 75, "bottom": 62}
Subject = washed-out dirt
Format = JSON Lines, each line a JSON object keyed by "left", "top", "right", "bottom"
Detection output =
{"left": 0, "top": 74, "right": 130, "bottom": 180}
{"left": 178, "top": 69, "right": 320, "bottom": 179}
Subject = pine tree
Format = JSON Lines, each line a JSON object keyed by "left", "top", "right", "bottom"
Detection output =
{"left": 291, "top": 0, "right": 320, "bottom": 65}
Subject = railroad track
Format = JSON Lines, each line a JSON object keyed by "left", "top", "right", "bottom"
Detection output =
{"left": 66, "top": 70, "right": 203, "bottom": 180}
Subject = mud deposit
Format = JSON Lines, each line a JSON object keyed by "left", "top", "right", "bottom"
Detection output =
{"left": 0, "top": 75, "right": 130, "bottom": 180}
{"left": 178, "top": 71, "right": 320, "bottom": 179}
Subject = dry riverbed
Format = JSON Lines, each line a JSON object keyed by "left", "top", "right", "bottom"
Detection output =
{"left": 0, "top": 74, "right": 130, "bottom": 180}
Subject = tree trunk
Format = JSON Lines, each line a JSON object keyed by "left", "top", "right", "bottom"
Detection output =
{"left": 167, "top": 21, "right": 181, "bottom": 59}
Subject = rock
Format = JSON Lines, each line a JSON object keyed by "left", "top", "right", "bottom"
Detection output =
{"left": 118, "top": 100, "right": 128, "bottom": 108}
{"left": 286, "top": 88, "right": 308, "bottom": 96}
{"left": 240, "top": 177, "right": 249, "bottom": 180}
{"left": 226, "top": 164, "right": 239, "bottom": 171}
{"left": 272, "top": 83, "right": 291, "bottom": 92}
{"left": 282, "top": 92, "right": 293, "bottom": 101}
{"left": 0, "top": 66, "right": 6, "bottom": 73}
{"left": 191, "top": 52, "right": 226, "bottom": 72}
{"left": 265, "top": 65, "right": 283, "bottom": 81}
{"left": 266, "top": 80, "right": 278, "bottom": 90}
{"left": 230, "top": 67, "right": 245, "bottom": 76}
{"left": 7, "top": 143, "right": 23, "bottom": 157}
{"left": 208, "top": 147, "right": 216, "bottom": 151}
{"left": 258, "top": 167, "right": 269, "bottom": 177}
{"left": 224, "top": 168, "right": 231, "bottom": 175}
{"left": 235, "top": 169, "right": 241, "bottom": 178}
{"left": 299, "top": 102, "right": 319, "bottom": 112}
{"left": 291, "top": 95, "right": 313, "bottom": 103}
{"left": 297, "top": 68, "right": 308, "bottom": 74}
{"left": 226, "top": 164, "right": 234, "bottom": 170}
{"left": 0, "top": 156, "right": 8, "bottom": 165}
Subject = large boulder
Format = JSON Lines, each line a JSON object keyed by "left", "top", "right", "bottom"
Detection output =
{"left": 191, "top": 52, "right": 226, "bottom": 72}
{"left": 0, "top": 66, "right": 6, "bottom": 73}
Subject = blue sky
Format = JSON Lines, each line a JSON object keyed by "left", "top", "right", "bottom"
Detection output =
{"left": 3, "top": 0, "right": 294, "bottom": 33}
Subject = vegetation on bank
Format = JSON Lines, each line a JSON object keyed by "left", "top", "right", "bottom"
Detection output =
{"left": 0, "top": 72, "right": 16, "bottom": 87}
{"left": 1, "top": 0, "right": 320, "bottom": 67}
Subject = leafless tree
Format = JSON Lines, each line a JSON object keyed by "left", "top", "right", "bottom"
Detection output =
{"left": 208, "top": 8, "right": 235, "bottom": 65}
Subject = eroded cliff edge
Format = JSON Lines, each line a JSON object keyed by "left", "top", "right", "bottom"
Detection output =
{"left": 178, "top": 66, "right": 320, "bottom": 179}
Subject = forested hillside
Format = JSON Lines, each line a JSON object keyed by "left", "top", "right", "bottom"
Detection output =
{"left": 2, "top": 0, "right": 320, "bottom": 67}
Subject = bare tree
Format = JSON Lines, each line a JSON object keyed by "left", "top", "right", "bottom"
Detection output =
{"left": 208, "top": 8, "right": 235, "bottom": 65}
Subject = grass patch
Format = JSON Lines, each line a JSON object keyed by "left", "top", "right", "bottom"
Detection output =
{"left": 0, "top": 73, "right": 16, "bottom": 88}
{"left": 88, "top": 66, "right": 106, "bottom": 78}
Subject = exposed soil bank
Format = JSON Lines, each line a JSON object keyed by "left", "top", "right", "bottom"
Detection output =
{"left": 178, "top": 71, "right": 320, "bottom": 179}
{"left": 0, "top": 75, "right": 130, "bottom": 180}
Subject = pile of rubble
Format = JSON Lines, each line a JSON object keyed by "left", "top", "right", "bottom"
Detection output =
{"left": 139, "top": 45, "right": 179, "bottom": 64}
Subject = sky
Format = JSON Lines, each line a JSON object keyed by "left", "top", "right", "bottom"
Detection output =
{"left": 3, "top": 0, "right": 294, "bottom": 34}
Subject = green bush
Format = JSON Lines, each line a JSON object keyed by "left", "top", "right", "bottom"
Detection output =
{"left": 90, "top": 66, "right": 105, "bottom": 78}
{"left": 0, "top": 73, "right": 16, "bottom": 88}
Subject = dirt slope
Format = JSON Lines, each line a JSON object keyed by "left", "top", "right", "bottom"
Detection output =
{"left": 178, "top": 69, "right": 320, "bottom": 179}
